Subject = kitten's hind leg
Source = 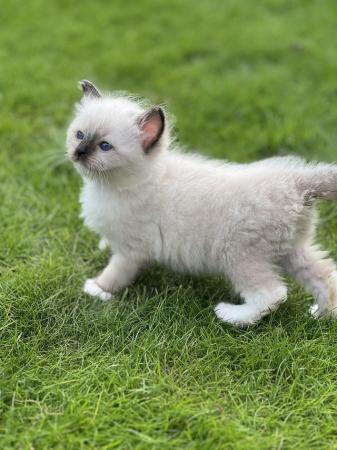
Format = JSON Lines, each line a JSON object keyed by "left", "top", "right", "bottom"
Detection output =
{"left": 214, "top": 261, "right": 287, "bottom": 327}
{"left": 283, "top": 245, "right": 337, "bottom": 317}
{"left": 84, "top": 254, "right": 142, "bottom": 301}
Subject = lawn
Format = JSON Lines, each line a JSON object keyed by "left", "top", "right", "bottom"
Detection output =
{"left": 2, "top": 0, "right": 337, "bottom": 448}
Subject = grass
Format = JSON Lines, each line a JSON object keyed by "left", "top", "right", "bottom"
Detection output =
{"left": 2, "top": 0, "right": 337, "bottom": 448}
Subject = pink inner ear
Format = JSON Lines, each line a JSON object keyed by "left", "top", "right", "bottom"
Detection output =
{"left": 140, "top": 109, "right": 164, "bottom": 152}
{"left": 142, "top": 120, "right": 160, "bottom": 149}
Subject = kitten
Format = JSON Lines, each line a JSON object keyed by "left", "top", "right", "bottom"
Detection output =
{"left": 66, "top": 80, "right": 337, "bottom": 327}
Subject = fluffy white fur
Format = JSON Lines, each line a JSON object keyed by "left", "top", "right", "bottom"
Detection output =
{"left": 66, "top": 80, "right": 337, "bottom": 327}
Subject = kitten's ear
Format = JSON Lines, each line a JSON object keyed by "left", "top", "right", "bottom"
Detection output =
{"left": 79, "top": 80, "right": 102, "bottom": 98}
{"left": 137, "top": 106, "right": 165, "bottom": 153}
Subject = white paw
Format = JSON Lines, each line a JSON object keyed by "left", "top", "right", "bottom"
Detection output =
{"left": 214, "top": 302, "right": 255, "bottom": 327}
{"left": 98, "top": 238, "right": 109, "bottom": 251}
{"left": 83, "top": 278, "right": 112, "bottom": 302}
{"left": 309, "top": 303, "right": 337, "bottom": 319}
{"left": 309, "top": 303, "right": 320, "bottom": 318}
{"left": 214, "top": 302, "right": 234, "bottom": 323}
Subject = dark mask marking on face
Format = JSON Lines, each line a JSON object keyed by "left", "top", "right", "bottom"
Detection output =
{"left": 74, "top": 134, "right": 97, "bottom": 161}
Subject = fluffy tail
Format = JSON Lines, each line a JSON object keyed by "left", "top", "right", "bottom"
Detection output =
{"left": 297, "top": 162, "right": 337, "bottom": 202}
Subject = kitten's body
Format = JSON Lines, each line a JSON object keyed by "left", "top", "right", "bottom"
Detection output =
{"left": 67, "top": 81, "right": 337, "bottom": 326}
{"left": 82, "top": 153, "right": 307, "bottom": 274}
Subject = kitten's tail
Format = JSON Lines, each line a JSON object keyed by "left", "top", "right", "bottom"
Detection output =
{"left": 297, "top": 163, "right": 337, "bottom": 202}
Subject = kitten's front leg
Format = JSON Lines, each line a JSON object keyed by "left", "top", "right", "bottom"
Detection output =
{"left": 83, "top": 254, "right": 142, "bottom": 301}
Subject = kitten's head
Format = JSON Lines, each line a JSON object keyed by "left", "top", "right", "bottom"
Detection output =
{"left": 66, "top": 80, "right": 168, "bottom": 181}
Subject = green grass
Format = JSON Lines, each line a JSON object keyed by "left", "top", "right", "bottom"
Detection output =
{"left": 2, "top": 0, "right": 337, "bottom": 448}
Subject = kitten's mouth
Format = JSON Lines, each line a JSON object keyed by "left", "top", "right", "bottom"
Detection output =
{"left": 72, "top": 155, "right": 95, "bottom": 172}
{"left": 72, "top": 155, "right": 88, "bottom": 164}
{"left": 73, "top": 157, "right": 108, "bottom": 179}
{"left": 72, "top": 158, "right": 88, "bottom": 170}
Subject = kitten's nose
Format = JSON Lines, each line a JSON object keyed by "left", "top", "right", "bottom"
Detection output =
{"left": 74, "top": 145, "right": 91, "bottom": 160}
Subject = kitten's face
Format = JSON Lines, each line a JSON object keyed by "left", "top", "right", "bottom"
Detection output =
{"left": 66, "top": 81, "right": 165, "bottom": 180}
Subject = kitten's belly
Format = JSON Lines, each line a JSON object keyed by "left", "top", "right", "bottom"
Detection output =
{"left": 82, "top": 197, "right": 215, "bottom": 270}
{"left": 80, "top": 182, "right": 304, "bottom": 275}
{"left": 107, "top": 221, "right": 160, "bottom": 258}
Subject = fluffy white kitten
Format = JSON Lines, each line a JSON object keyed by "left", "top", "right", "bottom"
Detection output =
{"left": 66, "top": 80, "right": 337, "bottom": 327}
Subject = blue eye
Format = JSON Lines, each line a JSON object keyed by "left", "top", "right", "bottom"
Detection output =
{"left": 76, "top": 130, "right": 84, "bottom": 140}
{"left": 99, "top": 141, "right": 113, "bottom": 151}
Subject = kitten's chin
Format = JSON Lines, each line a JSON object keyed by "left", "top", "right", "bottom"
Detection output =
{"left": 74, "top": 161, "right": 113, "bottom": 181}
